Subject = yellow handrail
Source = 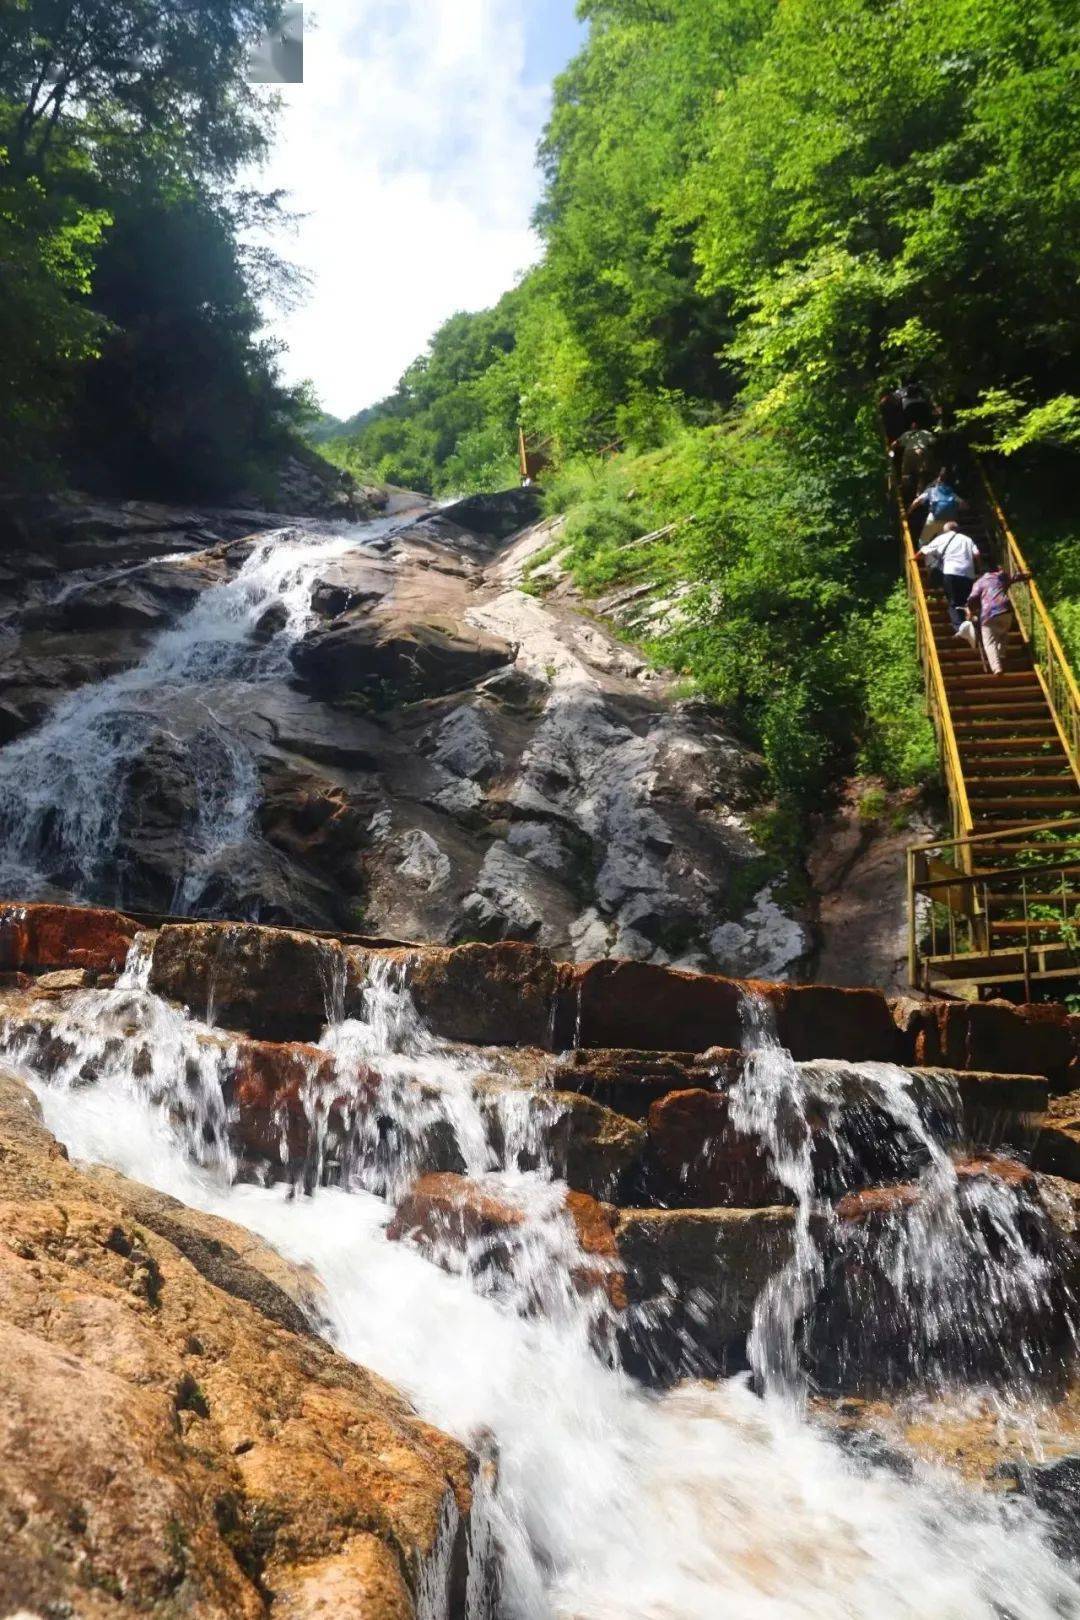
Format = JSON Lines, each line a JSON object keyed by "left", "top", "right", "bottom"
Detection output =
{"left": 978, "top": 464, "right": 1080, "bottom": 786}
{"left": 893, "top": 476, "right": 975, "bottom": 848}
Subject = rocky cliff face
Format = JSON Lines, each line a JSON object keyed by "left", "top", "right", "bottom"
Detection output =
{"left": 0, "top": 489, "right": 806, "bottom": 977}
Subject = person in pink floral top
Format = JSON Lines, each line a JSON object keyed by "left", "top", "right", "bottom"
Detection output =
{"left": 965, "top": 565, "right": 1032, "bottom": 674}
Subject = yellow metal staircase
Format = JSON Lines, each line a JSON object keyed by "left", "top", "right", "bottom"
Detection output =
{"left": 897, "top": 451, "right": 1080, "bottom": 997}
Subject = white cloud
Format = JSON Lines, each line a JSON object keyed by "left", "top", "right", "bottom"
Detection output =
{"left": 252, "top": 0, "right": 554, "bottom": 418}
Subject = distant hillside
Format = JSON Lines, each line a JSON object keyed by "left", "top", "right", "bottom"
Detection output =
{"left": 303, "top": 405, "right": 378, "bottom": 447}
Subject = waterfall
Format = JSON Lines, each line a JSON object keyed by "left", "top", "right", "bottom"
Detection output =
{"left": 3, "top": 955, "right": 1079, "bottom": 1618}
{"left": 733, "top": 992, "right": 1075, "bottom": 1401}
{"left": 0, "top": 517, "right": 399, "bottom": 910}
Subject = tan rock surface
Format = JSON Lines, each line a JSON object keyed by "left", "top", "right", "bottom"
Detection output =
{"left": 0, "top": 1070, "right": 477, "bottom": 1619}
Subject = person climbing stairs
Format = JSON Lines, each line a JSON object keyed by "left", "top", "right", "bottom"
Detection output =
{"left": 892, "top": 425, "right": 1080, "bottom": 996}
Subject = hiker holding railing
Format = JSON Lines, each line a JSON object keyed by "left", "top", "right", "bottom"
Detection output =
{"left": 965, "top": 564, "right": 1033, "bottom": 675}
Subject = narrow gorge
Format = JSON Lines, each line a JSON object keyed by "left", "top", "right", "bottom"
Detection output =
{"left": 3, "top": 495, "right": 1080, "bottom": 1618}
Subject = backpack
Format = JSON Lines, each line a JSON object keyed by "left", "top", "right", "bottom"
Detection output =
{"left": 928, "top": 483, "right": 960, "bottom": 518}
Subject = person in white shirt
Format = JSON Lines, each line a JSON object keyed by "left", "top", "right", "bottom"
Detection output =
{"left": 919, "top": 521, "right": 982, "bottom": 629}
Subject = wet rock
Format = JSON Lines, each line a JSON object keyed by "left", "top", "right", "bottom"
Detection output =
{"left": 226, "top": 1036, "right": 347, "bottom": 1169}
{"left": 383, "top": 941, "right": 561, "bottom": 1048}
{"left": 892, "top": 995, "right": 1073, "bottom": 1085}
{"left": 0, "top": 1070, "right": 478, "bottom": 1620}
{"left": 438, "top": 488, "right": 543, "bottom": 540}
{"left": 550, "top": 1047, "right": 731, "bottom": 1119}
{"left": 148, "top": 921, "right": 350, "bottom": 1042}
{"left": 1034, "top": 1105, "right": 1080, "bottom": 1185}
{"left": 645, "top": 1089, "right": 791, "bottom": 1207}
{"left": 562, "top": 959, "right": 900, "bottom": 1060}
{"left": 614, "top": 1206, "right": 798, "bottom": 1380}
{"left": 808, "top": 1157, "right": 1074, "bottom": 1391}
{"left": 0, "top": 900, "right": 139, "bottom": 975}
{"left": 476, "top": 1082, "right": 645, "bottom": 1201}
{"left": 387, "top": 1171, "right": 625, "bottom": 1309}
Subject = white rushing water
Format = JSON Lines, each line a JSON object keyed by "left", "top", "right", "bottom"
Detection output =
{"left": 0, "top": 516, "right": 401, "bottom": 910}
{"left": 3, "top": 955, "right": 1079, "bottom": 1619}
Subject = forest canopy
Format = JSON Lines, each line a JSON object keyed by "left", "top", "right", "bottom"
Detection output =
{"left": 1, "top": 0, "right": 309, "bottom": 497}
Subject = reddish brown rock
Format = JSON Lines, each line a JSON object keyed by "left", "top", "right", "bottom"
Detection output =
{"left": 560, "top": 959, "right": 744, "bottom": 1052}
{"left": 148, "top": 921, "right": 352, "bottom": 1041}
{"left": 375, "top": 941, "right": 561, "bottom": 1048}
{"left": 645, "top": 1089, "right": 789, "bottom": 1207}
{"left": 387, "top": 1172, "right": 528, "bottom": 1248}
{"left": 387, "top": 1172, "right": 626, "bottom": 1308}
{"left": 552, "top": 1047, "right": 740, "bottom": 1118}
{"left": 892, "top": 996, "right": 1073, "bottom": 1085}
{"left": 563, "top": 959, "right": 900, "bottom": 1060}
{"left": 760, "top": 982, "right": 902, "bottom": 1063}
{"left": 0, "top": 900, "right": 139, "bottom": 975}
{"left": 227, "top": 1037, "right": 370, "bottom": 1170}
{"left": 835, "top": 1155, "right": 1038, "bottom": 1226}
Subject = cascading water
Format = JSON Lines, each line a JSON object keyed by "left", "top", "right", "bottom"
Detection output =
{"left": 0, "top": 517, "right": 400, "bottom": 910}
{"left": 734, "top": 992, "right": 1075, "bottom": 1399}
{"left": 3, "top": 955, "right": 1080, "bottom": 1618}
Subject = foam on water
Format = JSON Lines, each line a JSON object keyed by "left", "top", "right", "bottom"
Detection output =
{"left": 2, "top": 961, "right": 1078, "bottom": 1618}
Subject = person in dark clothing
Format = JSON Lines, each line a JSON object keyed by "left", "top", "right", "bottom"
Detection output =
{"left": 896, "top": 420, "right": 940, "bottom": 504}
{"left": 881, "top": 378, "right": 935, "bottom": 439}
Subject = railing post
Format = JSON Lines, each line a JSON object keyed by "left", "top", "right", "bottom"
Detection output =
{"left": 907, "top": 845, "right": 919, "bottom": 989}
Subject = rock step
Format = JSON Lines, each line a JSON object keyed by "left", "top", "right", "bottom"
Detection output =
{"left": 4, "top": 902, "right": 1077, "bottom": 1084}
{"left": 388, "top": 1159, "right": 1072, "bottom": 1387}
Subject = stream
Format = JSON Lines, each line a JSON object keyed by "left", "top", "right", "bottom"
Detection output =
{"left": 1, "top": 953, "right": 1077, "bottom": 1619}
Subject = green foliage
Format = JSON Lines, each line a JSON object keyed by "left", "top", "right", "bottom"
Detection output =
{"left": 1, "top": 0, "right": 302, "bottom": 496}
{"left": 858, "top": 584, "right": 939, "bottom": 788}
{"left": 0, "top": 149, "right": 110, "bottom": 474}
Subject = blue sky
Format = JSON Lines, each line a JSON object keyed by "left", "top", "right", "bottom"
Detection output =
{"left": 257, "top": 1, "right": 586, "bottom": 417}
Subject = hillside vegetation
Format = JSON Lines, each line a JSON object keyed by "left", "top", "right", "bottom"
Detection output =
{"left": 323, "top": 0, "right": 1080, "bottom": 839}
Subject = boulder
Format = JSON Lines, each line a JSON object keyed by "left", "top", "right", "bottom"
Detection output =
{"left": 645, "top": 1089, "right": 790, "bottom": 1207}
{"left": 438, "top": 488, "right": 543, "bottom": 540}
{"left": 614, "top": 1206, "right": 798, "bottom": 1380}
{"left": 561, "top": 959, "right": 899, "bottom": 1060}
{"left": 550, "top": 1047, "right": 723, "bottom": 1118}
{"left": 0, "top": 901, "right": 139, "bottom": 976}
{"left": 643, "top": 1077, "right": 935, "bottom": 1209}
{"left": 476, "top": 1082, "right": 645, "bottom": 1201}
{"left": 292, "top": 614, "right": 513, "bottom": 705}
{"left": 809, "top": 1156, "right": 1073, "bottom": 1391}
{"left": 374, "top": 941, "right": 561, "bottom": 1048}
{"left": 1034, "top": 1103, "right": 1080, "bottom": 1185}
{"left": 0, "top": 1071, "right": 480, "bottom": 1620}
{"left": 226, "top": 1036, "right": 352, "bottom": 1171}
